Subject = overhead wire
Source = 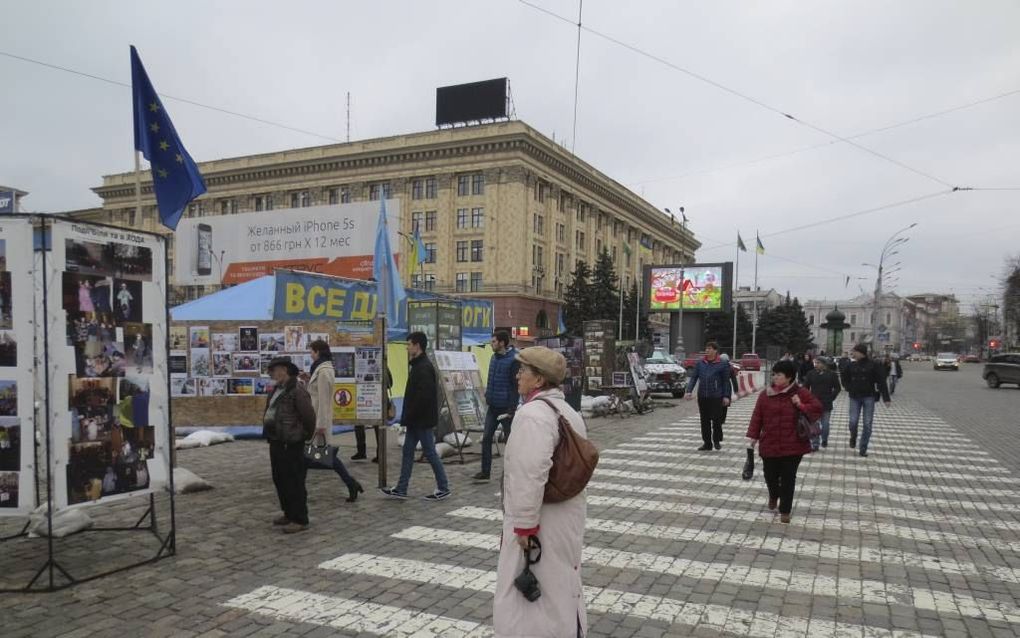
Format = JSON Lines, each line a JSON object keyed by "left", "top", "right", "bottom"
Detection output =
{"left": 0, "top": 49, "right": 344, "bottom": 143}
{"left": 517, "top": 0, "right": 958, "bottom": 189}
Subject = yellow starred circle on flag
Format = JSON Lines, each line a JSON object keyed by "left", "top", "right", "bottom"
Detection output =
{"left": 159, "top": 140, "right": 169, "bottom": 151}
{"left": 149, "top": 101, "right": 160, "bottom": 113}
{"left": 156, "top": 167, "right": 168, "bottom": 179}
{"left": 149, "top": 122, "right": 160, "bottom": 133}
{"left": 175, "top": 153, "right": 183, "bottom": 164}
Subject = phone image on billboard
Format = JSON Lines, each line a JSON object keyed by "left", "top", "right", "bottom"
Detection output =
{"left": 196, "top": 224, "right": 212, "bottom": 276}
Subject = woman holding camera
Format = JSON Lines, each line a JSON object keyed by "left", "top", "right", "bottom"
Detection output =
{"left": 494, "top": 347, "right": 588, "bottom": 638}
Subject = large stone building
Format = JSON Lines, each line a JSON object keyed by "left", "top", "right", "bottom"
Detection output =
{"left": 71, "top": 121, "right": 698, "bottom": 337}
{"left": 804, "top": 293, "right": 918, "bottom": 355}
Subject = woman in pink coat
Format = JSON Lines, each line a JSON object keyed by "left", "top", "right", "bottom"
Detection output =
{"left": 745, "top": 359, "right": 823, "bottom": 524}
{"left": 494, "top": 346, "right": 588, "bottom": 637}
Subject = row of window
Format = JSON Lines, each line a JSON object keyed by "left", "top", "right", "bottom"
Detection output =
{"left": 455, "top": 240, "right": 484, "bottom": 262}
{"left": 411, "top": 208, "right": 485, "bottom": 232}
{"left": 807, "top": 312, "right": 893, "bottom": 326}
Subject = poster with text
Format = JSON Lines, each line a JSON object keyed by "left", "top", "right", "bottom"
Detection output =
{"left": 47, "top": 220, "right": 170, "bottom": 509}
{"left": 0, "top": 218, "right": 35, "bottom": 514}
{"left": 332, "top": 383, "right": 357, "bottom": 421}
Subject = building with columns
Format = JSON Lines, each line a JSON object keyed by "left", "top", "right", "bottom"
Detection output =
{"left": 68, "top": 120, "right": 699, "bottom": 337}
{"left": 803, "top": 293, "right": 919, "bottom": 355}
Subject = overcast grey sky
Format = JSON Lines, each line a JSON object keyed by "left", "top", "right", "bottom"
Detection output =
{"left": 3, "top": 1, "right": 1018, "bottom": 308}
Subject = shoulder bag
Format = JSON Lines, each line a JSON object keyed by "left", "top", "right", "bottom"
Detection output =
{"left": 304, "top": 433, "right": 337, "bottom": 470}
{"left": 794, "top": 391, "right": 822, "bottom": 440}
{"left": 535, "top": 398, "right": 599, "bottom": 503}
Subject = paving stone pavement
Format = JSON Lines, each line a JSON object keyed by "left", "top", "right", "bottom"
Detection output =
{"left": 2, "top": 369, "right": 1019, "bottom": 637}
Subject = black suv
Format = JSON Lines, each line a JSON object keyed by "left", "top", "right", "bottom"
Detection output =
{"left": 983, "top": 353, "right": 1020, "bottom": 388}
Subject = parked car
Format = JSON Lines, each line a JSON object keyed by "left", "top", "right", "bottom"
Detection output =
{"left": 643, "top": 349, "right": 687, "bottom": 398}
{"left": 963, "top": 354, "right": 982, "bottom": 363}
{"left": 933, "top": 352, "right": 960, "bottom": 371}
{"left": 739, "top": 353, "right": 762, "bottom": 371}
{"left": 682, "top": 352, "right": 706, "bottom": 370}
{"left": 983, "top": 353, "right": 1020, "bottom": 388}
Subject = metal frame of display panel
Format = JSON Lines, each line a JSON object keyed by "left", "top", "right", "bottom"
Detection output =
{"left": 0, "top": 216, "right": 176, "bottom": 593}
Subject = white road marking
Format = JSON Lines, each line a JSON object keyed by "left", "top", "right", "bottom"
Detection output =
{"left": 223, "top": 585, "right": 493, "bottom": 637}
{"left": 617, "top": 441, "right": 997, "bottom": 465}
{"left": 598, "top": 454, "right": 1020, "bottom": 486}
{"left": 597, "top": 457, "right": 1020, "bottom": 498}
{"left": 586, "top": 481, "right": 1020, "bottom": 532}
{"left": 594, "top": 467, "right": 1020, "bottom": 513}
{"left": 318, "top": 552, "right": 941, "bottom": 638}
{"left": 606, "top": 445, "right": 1006, "bottom": 473}
{"left": 391, "top": 525, "right": 1020, "bottom": 623}
{"left": 580, "top": 493, "right": 1020, "bottom": 552}
{"left": 446, "top": 506, "right": 1020, "bottom": 585}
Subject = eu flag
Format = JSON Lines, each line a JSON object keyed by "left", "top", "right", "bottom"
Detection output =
{"left": 131, "top": 46, "right": 206, "bottom": 230}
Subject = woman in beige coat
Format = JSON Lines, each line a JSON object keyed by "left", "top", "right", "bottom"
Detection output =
{"left": 494, "top": 346, "right": 587, "bottom": 638}
{"left": 305, "top": 340, "right": 363, "bottom": 502}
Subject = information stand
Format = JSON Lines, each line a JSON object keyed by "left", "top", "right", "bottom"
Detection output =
{"left": 583, "top": 320, "right": 616, "bottom": 394}
{"left": 433, "top": 350, "right": 488, "bottom": 464}
{"left": 1, "top": 215, "right": 176, "bottom": 592}
{"left": 408, "top": 299, "right": 463, "bottom": 353}
{"left": 332, "top": 319, "right": 389, "bottom": 488}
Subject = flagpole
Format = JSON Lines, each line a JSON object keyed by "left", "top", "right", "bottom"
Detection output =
{"left": 134, "top": 150, "right": 142, "bottom": 225}
{"left": 751, "top": 232, "right": 759, "bottom": 356}
{"left": 732, "top": 235, "right": 740, "bottom": 359}
{"left": 635, "top": 275, "right": 640, "bottom": 341}
{"left": 618, "top": 282, "right": 624, "bottom": 341}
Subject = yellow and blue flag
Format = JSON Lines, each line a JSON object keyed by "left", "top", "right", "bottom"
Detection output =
{"left": 755, "top": 234, "right": 765, "bottom": 255}
{"left": 413, "top": 228, "right": 428, "bottom": 265}
{"left": 737, "top": 233, "right": 747, "bottom": 252}
{"left": 131, "top": 46, "right": 206, "bottom": 230}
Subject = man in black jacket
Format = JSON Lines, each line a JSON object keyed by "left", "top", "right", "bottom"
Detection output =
{"left": 803, "top": 356, "right": 841, "bottom": 450}
{"left": 382, "top": 332, "right": 451, "bottom": 501}
{"left": 263, "top": 358, "right": 316, "bottom": 534}
{"left": 842, "top": 344, "right": 891, "bottom": 457}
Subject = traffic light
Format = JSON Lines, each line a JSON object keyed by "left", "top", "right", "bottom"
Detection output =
{"left": 989, "top": 339, "right": 1000, "bottom": 350}
{"left": 912, "top": 342, "right": 921, "bottom": 350}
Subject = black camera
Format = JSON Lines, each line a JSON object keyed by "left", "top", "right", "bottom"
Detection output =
{"left": 514, "top": 535, "right": 542, "bottom": 602}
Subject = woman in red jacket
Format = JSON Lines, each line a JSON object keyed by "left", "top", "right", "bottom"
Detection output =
{"left": 745, "top": 359, "right": 824, "bottom": 523}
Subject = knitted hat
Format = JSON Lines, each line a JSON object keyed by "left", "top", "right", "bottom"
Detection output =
{"left": 516, "top": 346, "right": 567, "bottom": 384}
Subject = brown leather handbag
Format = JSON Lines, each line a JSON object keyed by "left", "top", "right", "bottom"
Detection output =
{"left": 536, "top": 398, "right": 599, "bottom": 503}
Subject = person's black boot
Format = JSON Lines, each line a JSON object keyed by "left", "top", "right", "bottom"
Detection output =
{"left": 346, "top": 480, "right": 364, "bottom": 503}
{"left": 849, "top": 433, "right": 857, "bottom": 448}
{"left": 741, "top": 448, "right": 754, "bottom": 480}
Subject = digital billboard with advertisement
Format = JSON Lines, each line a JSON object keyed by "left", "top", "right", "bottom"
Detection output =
{"left": 645, "top": 262, "right": 733, "bottom": 313}
{"left": 174, "top": 201, "right": 401, "bottom": 286}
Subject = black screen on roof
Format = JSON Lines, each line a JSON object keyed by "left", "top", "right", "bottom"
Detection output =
{"left": 436, "top": 78, "right": 508, "bottom": 126}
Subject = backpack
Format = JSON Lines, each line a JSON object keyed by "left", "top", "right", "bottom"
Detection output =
{"left": 535, "top": 398, "right": 599, "bottom": 503}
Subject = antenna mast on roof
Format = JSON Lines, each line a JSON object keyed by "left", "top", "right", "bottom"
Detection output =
{"left": 346, "top": 92, "right": 351, "bottom": 143}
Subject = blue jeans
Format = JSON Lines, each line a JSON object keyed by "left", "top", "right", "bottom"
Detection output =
{"left": 848, "top": 396, "right": 876, "bottom": 453}
{"left": 481, "top": 407, "right": 514, "bottom": 476}
{"left": 331, "top": 453, "right": 357, "bottom": 489}
{"left": 811, "top": 410, "right": 832, "bottom": 450}
{"left": 396, "top": 428, "right": 449, "bottom": 494}
{"left": 888, "top": 375, "right": 898, "bottom": 395}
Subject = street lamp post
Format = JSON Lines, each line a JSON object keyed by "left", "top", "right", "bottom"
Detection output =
{"left": 870, "top": 223, "right": 916, "bottom": 353}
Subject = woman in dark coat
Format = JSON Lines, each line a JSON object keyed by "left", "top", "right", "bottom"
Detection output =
{"left": 263, "top": 358, "right": 316, "bottom": 534}
{"left": 745, "top": 359, "right": 824, "bottom": 523}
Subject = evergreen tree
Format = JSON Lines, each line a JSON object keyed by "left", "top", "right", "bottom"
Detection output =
{"left": 704, "top": 305, "right": 754, "bottom": 357}
{"left": 590, "top": 249, "right": 620, "bottom": 323}
{"left": 754, "top": 298, "right": 816, "bottom": 355}
{"left": 787, "top": 297, "right": 816, "bottom": 354}
{"left": 563, "top": 260, "right": 592, "bottom": 335}
{"left": 754, "top": 306, "right": 788, "bottom": 356}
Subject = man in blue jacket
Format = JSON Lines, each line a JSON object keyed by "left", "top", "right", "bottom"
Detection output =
{"left": 685, "top": 341, "right": 733, "bottom": 451}
{"left": 474, "top": 330, "right": 519, "bottom": 481}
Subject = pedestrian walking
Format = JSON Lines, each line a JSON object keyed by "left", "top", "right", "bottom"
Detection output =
{"left": 797, "top": 353, "right": 814, "bottom": 384}
{"left": 883, "top": 354, "right": 903, "bottom": 395}
{"left": 475, "top": 330, "right": 520, "bottom": 482}
{"left": 745, "top": 360, "right": 823, "bottom": 523}
{"left": 842, "top": 344, "right": 891, "bottom": 457}
{"left": 802, "top": 356, "right": 841, "bottom": 450}
{"left": 262, "top": 357, "right": 316, "bottom": 534}
{"left": 685, "top": 342, "right": 732, "bottom": 451}
{"left": 304, "top": 340, "right": 363, "bottom": 503}
{"left": 494, "top": 346, "right": 588, "bottom": 638}
{"left": 381, "top": 332, "right": 450, "bottom": 501}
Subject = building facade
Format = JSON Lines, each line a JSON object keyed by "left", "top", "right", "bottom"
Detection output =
{"left": 804, "top": 293, "right": 918, "bottom": 355}
{"left": 71, "top": 121, "right": 698, "bottom": 337}
{"left": 734, "top": 287, "right": 783, "bottom": 318}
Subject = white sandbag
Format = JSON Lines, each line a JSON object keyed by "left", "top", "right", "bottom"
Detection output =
{"left": 175, "top": 437, "right": 202, "bottom": 450}
{"left": 172, "top": 467, "right": 213, "bottom": 494}
{"left": 181, "top": 430, "right": 235, "bottom": 447}
{"left": 434, "top": 442, "right": 456, "bottom": 458}
{"left": 28, "top": 504, "right": 93, "bottom": 538}
{"left": 443, "top": 432, "right": 473, "bottom": 447}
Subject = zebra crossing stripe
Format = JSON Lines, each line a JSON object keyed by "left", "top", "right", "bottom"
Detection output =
{"left": 605, "top": 445, "right": 1006, "bottom": 473}
{"left": 446, "top": 506, "right": 1020, "bottom": 586}
{"left": 581, "top": 494, "right": 1020, "bottom": 553}
{"left": 649, "top": 428, "right": 976, "bottom": 444}
{"left": 223, "top": 585, "right": 493, "bottom": 636}
{"left": 638, "top": 434, "right": 988, "bottom": 454}
{"left": 614, "top": 441, "right": 998, "bottom": 466}
{"left": 585, "top": 481, "right": 1020, "bottom": 532}
{"left": 390, "top": 525, "right": 1020, "bottom": 623}
{"left": 597, "top": 457, "right": 1020, "bottom": 498}
{"left": 594, "top": 468, "right": 1020, "bottom": 513}
{"left": 317, "top": 552, "right": 941, "bottom": 638}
